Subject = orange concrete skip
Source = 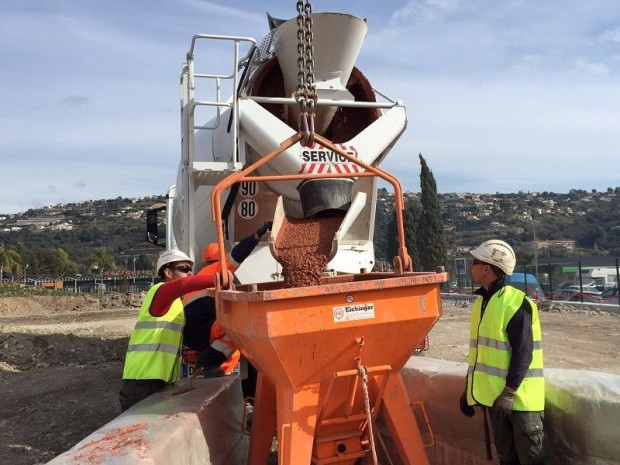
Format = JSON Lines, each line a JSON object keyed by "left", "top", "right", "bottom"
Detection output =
{"left": 46, "top": 376, "right": 248, "bottom": 465}
{"left": 213, "top": 272, "right": 447, "bottom": 387}
{"left": 212, "top": 271, "right": 448, "bottom": 465}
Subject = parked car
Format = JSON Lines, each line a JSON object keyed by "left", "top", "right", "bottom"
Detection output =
{"left": 442, "top": 282, "right": 460, "bottom": 294}
{"left": 552, "top": 288, "right": 603, "bottom": 303}
{"left": 564, "top": 282, "right": 601, "bottom": 291}
{"left": 553, "top": 280, "right": 599, "bottom": 293}
{"left": 599, "top": 287, "right": 619, "bottom": 303}
{"left": 555, "top": 281, "right": 579, "bottom": 290}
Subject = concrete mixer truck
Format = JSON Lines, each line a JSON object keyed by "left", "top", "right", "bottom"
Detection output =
{"left": 137, "top": 7, "right": 449, "bottom": 465}
{"left": 47, "top": 7, "right": 620, "bottom": 465}
{"left": 146, "top": 9, "right": 409, "bottom": 283}
{"left": 50, "top": 4, "right": 456, "bottom": 465}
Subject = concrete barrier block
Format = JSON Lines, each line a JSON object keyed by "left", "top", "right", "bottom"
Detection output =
{"left": 47, "top": 376, "right": 248, "bottom": 465}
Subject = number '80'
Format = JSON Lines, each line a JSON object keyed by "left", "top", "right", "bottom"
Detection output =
{"left": 238, "top": 200, "right": 257, "bottom": 219}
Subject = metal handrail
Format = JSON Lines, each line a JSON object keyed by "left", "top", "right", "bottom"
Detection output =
{"left": 247, "top": 95, "right": 401, "bottom": 109}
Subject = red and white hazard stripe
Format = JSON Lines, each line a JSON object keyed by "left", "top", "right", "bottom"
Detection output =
{"left": 299, "top": 163, "right": 362, "bottom": 174}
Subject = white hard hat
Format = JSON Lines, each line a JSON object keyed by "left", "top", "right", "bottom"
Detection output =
{"left": 156, "top": 249, "right": 193, "bottom": 273}
{"left": 470, "top": 239, "right": 516, "bottom": 275}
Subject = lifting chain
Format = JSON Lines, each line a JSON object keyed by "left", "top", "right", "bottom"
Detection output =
{"left": 355, "top": 337, "right": 379, "bottom": 465}
{"left": 295, "top": 0, "right": 316, "bottom": 146}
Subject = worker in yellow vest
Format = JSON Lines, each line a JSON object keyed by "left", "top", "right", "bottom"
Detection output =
{"left": 119, "top": 249, "right": 215, "bottom": 412}
{"left": 460, "top": 239, "right": 552, "bottom": 465}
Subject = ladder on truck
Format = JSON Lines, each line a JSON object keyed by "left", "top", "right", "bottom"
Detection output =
{"left": 180, "top": 34, "right": 258, "bottom": 187}
{"left": 179, "top": 34, "right": 256, "bottom": 258}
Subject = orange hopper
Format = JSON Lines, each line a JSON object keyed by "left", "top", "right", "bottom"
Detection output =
{"left": 209, "top": 134, "right": 448, "bottom": 465}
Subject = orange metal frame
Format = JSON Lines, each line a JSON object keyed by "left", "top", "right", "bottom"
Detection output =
{"left": 208, "top": 132, "right": 448, "bottom": 465}
{"left": 208, "top": 273, "right": 446, "bottom": 465}
{"left": 210, "top": 132, "right": 413, "bottom": 289}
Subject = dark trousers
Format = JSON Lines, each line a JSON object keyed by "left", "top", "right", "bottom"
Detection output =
{"left": 119, "top": 379, "right": 166, "bottom": 412}
{"left": 489, "top": 410, "right": 553, "bottom": 465}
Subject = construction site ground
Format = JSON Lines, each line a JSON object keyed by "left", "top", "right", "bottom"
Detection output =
{"left": 0, "top": 294, "right": 618, "bottom": 465}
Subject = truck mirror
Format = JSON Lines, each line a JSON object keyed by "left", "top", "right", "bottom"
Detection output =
{"left": 146, "top": 210, "right": 159, "bottom": 245}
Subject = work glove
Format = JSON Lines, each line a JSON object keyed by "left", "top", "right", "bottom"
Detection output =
{"left": 491, "top": 387, "right": 516, "bottom": 419}
{"left": 459, "top": 391, "right": 476, "bottom": 417}
{"left": 256, "top": 221, "right": 273, "bottom": 237}
{"left": 195, "top": 347, "right": 227, "bottom": 373}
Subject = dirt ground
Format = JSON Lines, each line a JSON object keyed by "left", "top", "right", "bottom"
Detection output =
{"left": 0, "top": 294, "right": 618, "bottom": 465}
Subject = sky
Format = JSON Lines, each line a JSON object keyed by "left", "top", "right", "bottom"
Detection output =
{"left": 1, "top": 0, "right": 619, "bottom": 214}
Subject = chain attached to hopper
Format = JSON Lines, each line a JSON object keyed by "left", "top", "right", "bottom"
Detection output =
{"left": 294, "top": 0, "right": 317, "bottom": 146}
{"left": 355, "top": 337, "right": 379, "bottom": 465}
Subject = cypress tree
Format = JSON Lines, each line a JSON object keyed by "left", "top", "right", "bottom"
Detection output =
{"left": 373, "top": 188, "right": 392, "bottom": 266}
{"left": 404, "top": 196, "right": 421, "bottom": 269}
{"left": 386, "top": 210, "right": 397, "bottom": 269}
{"left": 385, "top": 194, "right": 420, "bottom": 271}
{"left": 418, "top": 154, "right": 447, "bottom": 271}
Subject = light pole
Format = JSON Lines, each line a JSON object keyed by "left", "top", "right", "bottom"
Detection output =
{"left": 133, "top": 257, "right": 136, "bottom": 284}
{"left": 23, "top": 264, "right": 29, "bottom": 283}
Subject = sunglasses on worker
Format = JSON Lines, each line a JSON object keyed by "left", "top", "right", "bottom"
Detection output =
{"left": 171, "top": 264, "right": 192, "bottom": 273}
{"left": 472, "top": 259, "right": 486, "bottom": 267}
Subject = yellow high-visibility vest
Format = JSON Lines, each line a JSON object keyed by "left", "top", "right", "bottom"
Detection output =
{"left": 122, "top": 283, "right": 185, "bottom": 383}
{"left": 467, "top": 286, "right": 545, "bottom": 411}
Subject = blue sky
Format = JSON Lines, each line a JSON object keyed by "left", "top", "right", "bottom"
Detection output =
{"left": 1, "top": 0, "right": 619, "bottom": 214}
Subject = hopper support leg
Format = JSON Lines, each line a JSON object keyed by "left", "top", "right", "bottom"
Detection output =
{"left": 276, "top": 383, "right": 321, "bottom": 465}
{"left": 248, "top": 373, "right": 277, "bottom": 465}
{"left": 379, "top": 373, "right": 430, "bottom": 465}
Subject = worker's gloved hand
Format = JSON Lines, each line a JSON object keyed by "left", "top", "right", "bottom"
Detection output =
{"left": 256, "top": 221, "right": 273, "bottom": 237}
{"left": 194, "top": 347, "right": 227, "bottom": 377}
{"left": 200, "top": 366, "right": 226, "bottom": 378}
{"left": 491, "top": 387, "right": 516, "bottom": 419}
{"left": 459, "top": 391, "right": 475, "bottom": 417}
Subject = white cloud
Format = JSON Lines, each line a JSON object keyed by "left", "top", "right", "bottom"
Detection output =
{"left": 390, "top": 0, "right": 462, "bottom": 25}
{"left": 599, "top": 27, "right": 620, "bottom": 43}
{"left": 572, "top": 58, "right": 610, "bottom": 76}
{"left": 62, "top": 95, "right": 89, "bottom": 108}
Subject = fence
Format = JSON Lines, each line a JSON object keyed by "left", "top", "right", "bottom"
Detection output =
{"left": 11, "top": 261, "right": 620, "bottom": 306}
{"left": 14, "top": 275, "right": 157, "bottom": 295}
{"left": 446, "top": 257, "right": 620, "bottom": 306}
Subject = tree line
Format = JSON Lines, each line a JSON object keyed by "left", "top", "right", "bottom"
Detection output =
{"left": 0, "top": 243, "right": 152, "bottom": 281}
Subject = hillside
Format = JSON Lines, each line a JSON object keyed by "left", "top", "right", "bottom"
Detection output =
{"left": 1, "top": 187, "right": 619, "bottom": 276}
{"left": 376, "top": 187, "right": 620, "bottom": 261}
{"left": 0, "top": 196, "right": 166, "bottom": 276}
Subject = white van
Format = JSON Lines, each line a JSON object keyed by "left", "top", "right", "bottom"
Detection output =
{"left": 577, "top": 267, "right": 618, "bottom": 290}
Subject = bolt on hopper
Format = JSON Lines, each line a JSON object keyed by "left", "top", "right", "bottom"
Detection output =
{"left": 208, "top": 133, "right": 449, "bottom": 465}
